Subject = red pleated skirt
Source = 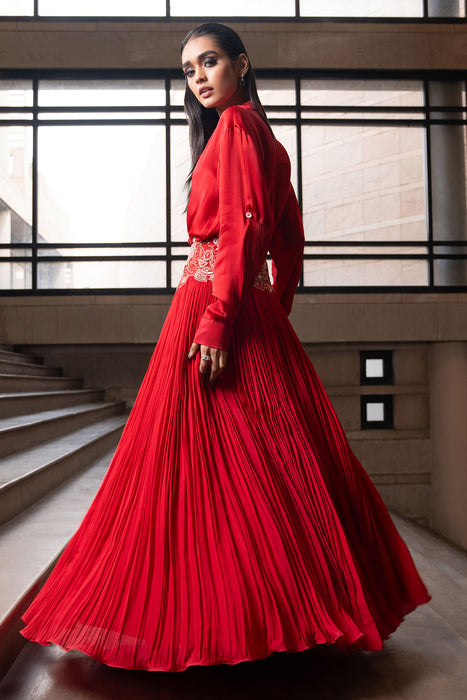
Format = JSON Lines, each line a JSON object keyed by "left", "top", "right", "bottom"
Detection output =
{"left": 20, "top": 243, "right": 431, "bottom": 672}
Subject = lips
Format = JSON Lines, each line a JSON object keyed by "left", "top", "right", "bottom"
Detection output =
{"left": 199, "top": 87, "right": 213, "bottom": 98}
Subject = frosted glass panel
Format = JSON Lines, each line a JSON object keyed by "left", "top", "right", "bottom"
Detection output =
{"left": 366, "top": 359, "right": 384, "bottom": 377}
{"left": 171, "top": 0, "right": 295, "bottom": 16}
{"left": 38, "top": 80, "right": 165, "bottom": 107}
{"left": 39, "top": 0, "right": 165, "bottom": 15}
{"left": 38, "top": 125, "right": 166, "bottom": 244}
{"left": 366, "top": 402, "right": 385, "bottom": 422}
{"left": 0, "top": 0, "right": 33, "bottom": 15}
{"left": 300, "top": 0, "right": 423, "bottom": 16}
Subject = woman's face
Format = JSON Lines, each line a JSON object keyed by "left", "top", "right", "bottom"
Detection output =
{"left": 181, "top": 36, "right": 248, "bottom": 115}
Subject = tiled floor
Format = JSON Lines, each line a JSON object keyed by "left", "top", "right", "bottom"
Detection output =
{"left": 1, "top": 515, "right": 466, "bottom": 700}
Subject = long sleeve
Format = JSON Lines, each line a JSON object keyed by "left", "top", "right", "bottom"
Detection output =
{"left": 193, "top": 119, "right": 273, "bottom": 351}
{"left": 270, "top": 184, "right": 305, "bottom": 316}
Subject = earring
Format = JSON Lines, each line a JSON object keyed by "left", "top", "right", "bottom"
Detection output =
{"left": 240, "top": 74, "right": 246, "bottom": 87}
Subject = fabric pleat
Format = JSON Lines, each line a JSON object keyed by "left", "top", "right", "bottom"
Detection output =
{"left": 20, "top": 274, "right": 431, "bottom": 672}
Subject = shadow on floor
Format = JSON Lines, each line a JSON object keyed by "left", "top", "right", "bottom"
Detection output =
{"left": 1, "top": 639, "right": 424, "bottom": 700}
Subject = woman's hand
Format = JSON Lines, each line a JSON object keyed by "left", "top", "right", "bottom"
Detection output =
{"left": 188, "top": 342, "right": 229, "bottom": 388}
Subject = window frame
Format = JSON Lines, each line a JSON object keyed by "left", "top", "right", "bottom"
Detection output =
{"left": 0, "top": 66, "right": 466, "bottom": 295}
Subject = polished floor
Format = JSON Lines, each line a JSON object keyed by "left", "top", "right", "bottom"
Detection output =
{"left": 1, "top": 514, "right": 466, "bottom": 700}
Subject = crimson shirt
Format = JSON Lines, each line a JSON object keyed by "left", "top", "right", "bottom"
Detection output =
{"left": 187, "top": 100, "right": 305, "bottom": 351}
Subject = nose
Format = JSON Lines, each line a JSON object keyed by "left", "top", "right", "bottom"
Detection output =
{"left": 195, "top": 66, "right": 207, "bottom": 83}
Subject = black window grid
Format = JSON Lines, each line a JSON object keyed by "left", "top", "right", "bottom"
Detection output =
{"left": 2, "top": 0, "right": 467, "bottom": 21}
{"left": 0, "top": 67, "right": 467, "bottom": 295}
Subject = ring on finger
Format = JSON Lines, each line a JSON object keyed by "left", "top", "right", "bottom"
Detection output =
{"left": 201, "top": 354, "right": 211, "bottom": 362}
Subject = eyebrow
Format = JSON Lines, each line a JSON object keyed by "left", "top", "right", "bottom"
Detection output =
{"left": 182, "top": 50, "right": 219, "bottom": 70}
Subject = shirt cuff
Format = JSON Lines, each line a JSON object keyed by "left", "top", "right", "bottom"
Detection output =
{"left": 193, "top": 312, "right": 234, "bottom": 351}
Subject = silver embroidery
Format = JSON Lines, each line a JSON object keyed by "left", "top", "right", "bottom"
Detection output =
{"left": 177, "top": 237, "right": 273, "bottom": 293}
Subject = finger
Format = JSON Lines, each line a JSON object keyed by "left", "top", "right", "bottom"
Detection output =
{"left": 210, "top": 350, "right": 219, "bottom": 384}
{"left": 199, "top": 345, "right": 211, "bottom": 376}
{"left": 188, "top": 342, "right": 199, "bottom": 359}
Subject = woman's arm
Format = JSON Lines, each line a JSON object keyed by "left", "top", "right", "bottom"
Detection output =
{"left": 270, "top": 183, "right": 305, "bottom": 316}
{"left": 193, "top": 114, "right": 274, "bottom": 352}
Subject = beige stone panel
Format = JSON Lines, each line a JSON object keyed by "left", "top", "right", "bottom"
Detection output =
{"left": 365, "top": 302, "right": 439, "bottom": 342}
{"left": 395, "top": 393, "right": 429, "bottom": 431}
{"left": 430, "top": 342, "right": 467, "bottom": 550}
{"left": 394, "top": 347, "right": 429, "bottom": 385}
{"left": 0, "top": 296, "right": 97, "bottom": 306}
{"left": 362, "top": 128, "right": 401, "bottom": 161}
{"left": 302, "top": 209, "right": 325, "bottom": 238}
{"left": 291, "top": 302, "right": 367, "bottom": 344}
{"left": 133, "top": 304, "right": 171, "bottom": 343}
{"left": 57, "top": 305, "right": 135, "bottom": 343}
{"left": 400, "top": 153, "right": 425, "bottom": 186}
{"left": 438, "top": 302, "right": 467, "bottom": 340}
{"left": 350, "top": 438, "right": 432, "bottom": 475}
{"left": 362, "top": 160, "right": 400, "bottom": 194}
{"left": 375, "top": 483, "right": 430, "bottom": 520}
{"left": 324, "top": 260, "right": 366, "bottom": 286}
{"left": 0, "top": 306, "right": 59, "bottom": 344}
{"left": 401, "top": 219, "right": 427, "bottom": 240}
{"left": 363, "top": 192, "right": 401, "bottom": 226}
{"left": 0, "top": 23, "right": 464, "bottom": 71}
{"left": 364, "top": 224, "right": 402, "bottom": 241}
{"left": 304, "top": 348, "right": 360, "bottom": 386}
{"left": 400, "top": 186, "right": 425, "bottom": 218}
{"left": 362, "top": 259, "right": 402, "bottom": 286}
{"left": 323, "top": 138, "right": 363, "bottom": 174}
{"left": 401, "top": 258, "right": 429, "bottom": 286}
{"left": 429, "top": 33, "right": 467, "bottom": 69}
{"left": 302, "top": 260, "right": 327, "bottom": 287}
{"left": 300, "top": 125, "right": 326, "bottom": 149}
{"left": 325, "top": 200, "right": 364, "bottom": 233}
{"left": 326, "top": 394, "right": 360, "bottom": 431}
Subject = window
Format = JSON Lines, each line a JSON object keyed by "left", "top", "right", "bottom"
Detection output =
{"left": 0, "top": 73, "right": 466, "bottom": 292}
{"left": 1, "top": 0, "right": 466, "bottom": 18}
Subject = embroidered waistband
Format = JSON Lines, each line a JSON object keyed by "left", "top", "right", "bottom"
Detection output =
{"left": 177, "top": 237, "right": 273, "bottom": 293}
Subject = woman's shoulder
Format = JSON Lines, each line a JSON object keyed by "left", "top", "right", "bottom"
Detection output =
{"left": 218, "top": 101, "right": 266, "bottom": 133}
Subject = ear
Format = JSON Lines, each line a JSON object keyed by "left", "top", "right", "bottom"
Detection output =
{"left": 236, "top": 52, "right": 250, "bottom": 78}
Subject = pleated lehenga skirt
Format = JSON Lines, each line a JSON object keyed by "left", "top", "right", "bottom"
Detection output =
{"left": 20, "top": 238, "right": 431, "bottom": 672}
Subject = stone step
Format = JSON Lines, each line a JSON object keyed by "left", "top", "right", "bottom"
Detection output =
{"left": 0, "top": 359, "right": 61, "bottom": 378}
{"left": 0, "top": 349, "right": 42, "bottom": 366}
{"left": 0, "top": 448, "right": 116, "bottom": 680}
{"left": 0, "top": 401, "right": 126, "bottom": 458}
{"left": 0, "top": 389, "right": 105, "bottom": 419}
{"left": 0, "top": 374, "right": 81, "bottom": 393}
{"left": 0, "top": 416, "right": 126, "bottom": 528}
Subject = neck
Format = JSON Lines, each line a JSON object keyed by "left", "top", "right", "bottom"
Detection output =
{"left": 216, "top": 89, "right": 249, "bottom": 116}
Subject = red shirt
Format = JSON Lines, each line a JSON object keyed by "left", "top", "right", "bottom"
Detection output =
{"left": 187, "top": 100, "right": 305, "bottom": 351}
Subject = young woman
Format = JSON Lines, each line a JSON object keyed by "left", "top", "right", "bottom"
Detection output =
{"left": 20, "top": 23, "right": 431, "bottom": 673}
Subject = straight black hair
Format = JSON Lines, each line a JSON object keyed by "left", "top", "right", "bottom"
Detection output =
{"left": 180, "top": 22, "right": 273, "bottom": 197}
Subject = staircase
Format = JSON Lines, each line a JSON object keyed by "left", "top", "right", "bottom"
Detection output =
{"left": 0, "top": 344, "right": 127, "bottom": 680}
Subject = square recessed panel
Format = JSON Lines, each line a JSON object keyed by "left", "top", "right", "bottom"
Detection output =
{"left": 366, "top": 402, "right": 385, "bottom": 422}
{"left": 360, "top": 351, "right": 393, "bottom": 385}
{"left": 361, "top": 395, "right": 394, "bottom": 430}
{"left": 366, "top": 358, "right": 384, "bottom": 378}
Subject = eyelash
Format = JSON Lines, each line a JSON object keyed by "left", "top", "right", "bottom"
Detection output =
{"left": 184, "top": 58, "right": 217, "bottom": 78}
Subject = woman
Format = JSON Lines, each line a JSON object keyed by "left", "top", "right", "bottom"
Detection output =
{"left": 20, "top": 23, "right": 431, "bottom": 673}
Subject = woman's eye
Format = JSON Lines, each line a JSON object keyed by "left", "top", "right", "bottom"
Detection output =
{"left": 184, "top": 69, "right": 194, "bottom": 78}
{"left": 204, "top": 59, "right": 216, "bottom": 67}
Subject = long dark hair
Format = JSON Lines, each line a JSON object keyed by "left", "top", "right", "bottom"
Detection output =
{"left": 180, "top": 22, "right": 273, "bottom": 195}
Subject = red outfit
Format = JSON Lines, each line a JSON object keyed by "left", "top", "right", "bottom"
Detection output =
{"left": 20, "top": 100, "right": 430, "bottom": 672}
{"left": 188, "top": 101, "right": 304, "bottom": 350}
